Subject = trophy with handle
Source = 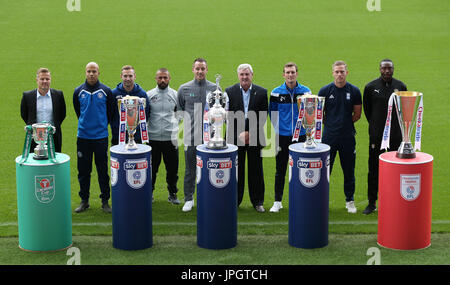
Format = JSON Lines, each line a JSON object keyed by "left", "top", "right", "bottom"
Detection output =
{"left": 118, "top": 95, "right": 147, "bottom": 150}
{"left": 206, "top": 74, "right": 228, "bottom": 149}
{"left": 32, "top": 122, "right": 56, "bottom": 160}
{"left": 294, "top": 94, "right": 325, "bottom": 149}
{"left": 392, "top": 91, "right": 423, "bottom": 158}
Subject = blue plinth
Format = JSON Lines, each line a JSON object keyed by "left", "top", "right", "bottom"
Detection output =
{"left": 196, "top": 144, "right": 238, "bottom": 249}
{"left": 288, "top": 142, "right": 330, "bottom": 249}
{"left": 110, "top": 144, "right": 152, "bottom": 250}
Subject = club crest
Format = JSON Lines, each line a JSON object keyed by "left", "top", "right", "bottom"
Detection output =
{"left": 298, "top": 158, "right": 322, "bottom": 188}
{"left": 207, "top": 158, "right": 232, "bottom": 188}
{"left": 124, "top": 159, "right": 148, "bottom": 189}
{"left": 35, "top": 175, "right": 55, "bottom": 204}
{"left": 110, "top": 158, "right": 119, "bottom": 187}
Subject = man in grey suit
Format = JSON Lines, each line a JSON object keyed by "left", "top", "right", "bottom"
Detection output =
{"left": 226, "top": 63, "right": 268, "bottom": 212}
{"left": 177, "top": 58, "right": 217, "bottom": 212}
{"left": 21, "top": 67, "right": 66, "bottom": 152}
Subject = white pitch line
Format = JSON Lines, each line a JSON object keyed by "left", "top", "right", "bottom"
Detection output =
{"left": 0, "top": 221, "right": 450, "bottom": 227}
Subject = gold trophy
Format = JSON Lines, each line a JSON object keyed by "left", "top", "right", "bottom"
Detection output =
{"left": 393, "top": 91, "right": 423, "bottom": 159}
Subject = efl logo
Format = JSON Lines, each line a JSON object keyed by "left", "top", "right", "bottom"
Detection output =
{"left": 298, "top": 158, "right": 322, "bottom": 188}
{"left": 207, "top": 158, "right": 232, "bottom": 188}
{"left": 124, "top": 159, "right": 148, "bottom": 189}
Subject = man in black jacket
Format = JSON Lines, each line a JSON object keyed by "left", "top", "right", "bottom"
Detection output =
{"left": 226, "top": 63, "right": 268, "bottom": 212}
{"left": 21, "top": 67, "right": 66, "bottom": 152}
{"left": 362, "top": 59, "right": 407, "bottom": 214}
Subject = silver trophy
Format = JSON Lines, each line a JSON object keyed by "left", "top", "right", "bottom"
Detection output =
{"left": 32, "top": 122, "right": 55, "bottom": 160}
{"left": 206, "top": 74, "right": 228, "bottom": 149}
{"left": 297, "top": 94, "right": 325, "bottom": 149}
{"left": 118, "top": 95, "right": 145, "bottom": 150}
{"left": 393, "top": 91, "right": 423, "bottom": 159}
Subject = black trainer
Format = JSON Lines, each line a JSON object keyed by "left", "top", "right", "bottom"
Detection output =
{"left": 75, "top": 200, "right": 90, "bottom": 213}
{"left": 102, "top": 202, "right": 112, "bottom": 213}
{"left": 168, "top": 194, "right": 180, "bottom": 205}
{"left": 363, "top": 204, "right": 377, "bottom": 215}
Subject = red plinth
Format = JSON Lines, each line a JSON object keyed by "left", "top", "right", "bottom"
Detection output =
{"left": 377, "top": 152, "right": 433, "bottom": 250}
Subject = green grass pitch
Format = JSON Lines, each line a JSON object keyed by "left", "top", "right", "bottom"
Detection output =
{"left": 0, "top": 0, "right": 449, "bottom": 266}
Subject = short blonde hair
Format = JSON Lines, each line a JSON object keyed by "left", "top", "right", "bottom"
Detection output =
{"left": 332, "top": 60, "right": 347, "bottom": 70}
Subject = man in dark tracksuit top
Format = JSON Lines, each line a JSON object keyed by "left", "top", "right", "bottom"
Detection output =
{"left": 362, "top": 59, "right": 407, "bottom": 214}
{"left": 319, "top": 61, "right": 362, "bottom": 214}
{"left": 73, "top": 62, "right": 114, "bottom": 213}
{"left": 269, "top": 62, "right": 310, "bottom": 213}
{"left": 110, "top": 65, "right": 149, "bottom": 146}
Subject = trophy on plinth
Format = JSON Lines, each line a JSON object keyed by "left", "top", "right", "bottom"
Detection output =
{"left": 295, "top": 94, "right": 325, "bottom": 149}
{"left": 393, "top": 91, "right": 423, "bottom": 159}
{"left": 206, "top": 74, "right": 228, "bottom": 150}
{"left": 31, "top": 122, "right": 56, "bottom": 160}
{"left": 118, "top": 95, "right": 147, "bottom": 151}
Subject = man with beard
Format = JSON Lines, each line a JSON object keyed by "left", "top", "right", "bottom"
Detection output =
{"left": 147, "top": 68, "right": 181, "bottom": 204}
{"left": 362, "top": 59, "right": 407, "bottom": 214}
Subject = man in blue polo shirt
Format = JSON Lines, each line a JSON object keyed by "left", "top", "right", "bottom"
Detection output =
{"left": 269, "top": 62, "right": 311, "bottom": 213}
{"left": 318, "top": 60, "right": 362, "bottom": 214}
{"left": 73, "top": 62, "right": 114, "bottom": 213}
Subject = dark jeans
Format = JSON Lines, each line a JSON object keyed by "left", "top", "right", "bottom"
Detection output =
{"left": 148, "top": 140, "right": 179, "bottom": 195}
{"left": 76, "top": 137, "right": 110, "bottom": 202}
{"left": 323, "top": 135, "right": 356, "bottom": 202}
{"left": 274, "top": 134, "right": 306, "bottom": 202}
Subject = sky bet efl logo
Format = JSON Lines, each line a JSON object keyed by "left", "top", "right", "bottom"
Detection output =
{"left": 298, "top": 158, "right": 323, "bottom": 188}
{"left": 207, "top": 158, "right": 232, "bottom": 188}
{"left": 124, "top": 159, "right": 148, "bottom": 189}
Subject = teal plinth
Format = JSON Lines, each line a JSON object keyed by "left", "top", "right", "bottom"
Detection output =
{"left": 15, "top": 153, "right": 72, "bottom": 251}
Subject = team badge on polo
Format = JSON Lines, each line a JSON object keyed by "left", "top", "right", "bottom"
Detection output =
{"left": 124, "top": 159, "right": 148, "bottom": 189}
{"left": 35, "top": 175, "right": 55, "bottom": 204}
{"left": 298, "top": 158, "right": 323, "bottom": 188}
{"left": 207, "top": 158, "right": 232, "bottom": 188}
{"left": 110, "top": 158, "right": 119, "bottom": 187}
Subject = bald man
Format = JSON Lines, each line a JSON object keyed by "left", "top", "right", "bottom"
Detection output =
{"left": 73, "top": 62, "right": 114, "bottom": 213}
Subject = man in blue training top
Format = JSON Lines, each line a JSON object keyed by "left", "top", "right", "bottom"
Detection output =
{"left": 318, "top": 60, "right": 362, "bottom": 214}
{"left": 111, "top": 65, "right": 149, "bottom": 146}
{"left": 73, "top": 62, "right": 114, "bottom": 213}
{"left": 269, "top": 62, "right": 311, "bottom": 213}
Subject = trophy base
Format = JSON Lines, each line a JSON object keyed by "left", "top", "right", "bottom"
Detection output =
{"left": 303, "top": 137, "right": 317, "bottom": 149}
{"left": 206, "top": 141, "right": 228, "bottom": 150}
{"left": 33, "top": 147, "right": 48, "bottom": 160}
{"left": 396, "top": 152, "right": 416, "bottom": 159}
{"left": 32, "top": 155, "right": 48, "bottom": 160}
{"left": 396, "top": 142, "right": 416, "bottom": 159}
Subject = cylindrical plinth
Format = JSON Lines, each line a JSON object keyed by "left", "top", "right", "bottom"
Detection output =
{"left": 15, "top": 153, "right": 72, "bottom": 251}
{"left": 378, "top": 151, "right": 433, "bottom": 250}
{"left": 196, "top": 144, "right": 238, "bottom": 249}
{"left": 288, "top": 143, "right": 330, "bottom": 249}
{"left": 110, "top": 144, "right": 152, "bottom": 250}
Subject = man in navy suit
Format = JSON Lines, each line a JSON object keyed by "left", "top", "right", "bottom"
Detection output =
{"left": 21, "top": 67, "right": 66, "bottom": 152}
{"left": 226, "top": 63, "right": 268, "bottom": 212}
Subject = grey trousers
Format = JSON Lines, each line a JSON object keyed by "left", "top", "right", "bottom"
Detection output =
{"left": 183, "top": 145, "right": 197, "bottom": 201}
